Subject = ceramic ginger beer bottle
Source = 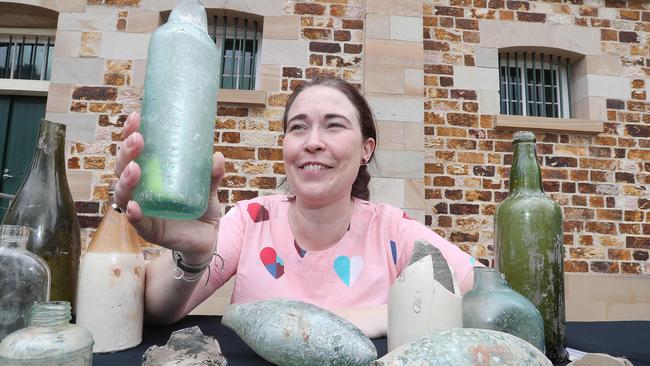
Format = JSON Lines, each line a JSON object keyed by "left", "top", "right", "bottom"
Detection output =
{"left": 75, "top": 204, "right": 145, "bottom": 352}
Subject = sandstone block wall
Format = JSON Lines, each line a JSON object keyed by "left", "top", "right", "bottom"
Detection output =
{"left": 5, "top": 0, "right": 646, "bottom": 275}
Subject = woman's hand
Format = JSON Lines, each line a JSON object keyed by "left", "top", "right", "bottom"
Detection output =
{"left": 113, "top": 111, "right": 225, "bottom": 264}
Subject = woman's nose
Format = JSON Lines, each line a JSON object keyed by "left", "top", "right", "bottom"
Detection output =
{"left": 304, "top": 128, "right": 325, "bottom": 152}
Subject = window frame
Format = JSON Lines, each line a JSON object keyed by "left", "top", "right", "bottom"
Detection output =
{"left": 498, "top": 51, "right": 571, "bottom": 119}
{"left": 0, "top": 29, "right": 55, "bottom": 82}
{"left": 209, "top": 14, "right": 262, "bottom": 91}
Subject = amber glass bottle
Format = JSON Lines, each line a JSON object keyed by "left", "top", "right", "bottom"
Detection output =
{"left": 495, "top": 131, "right": 568, "bottom": 363}
{"left": 76, "top": 204, "right": 145, "bottom": 353}
{"left": 2, "top": 120, "right": 81, "bottom": 308}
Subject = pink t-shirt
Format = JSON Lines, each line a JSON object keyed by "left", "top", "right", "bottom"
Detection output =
{"left": 208, "top": 195, "right": 475, "bottom": 309}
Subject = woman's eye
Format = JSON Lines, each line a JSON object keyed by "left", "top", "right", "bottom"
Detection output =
{"left": 288, "top": 124, "right": 306, "bottom": 131}
{"left": 327, "top": 122, "right": 345, "bottom": 129}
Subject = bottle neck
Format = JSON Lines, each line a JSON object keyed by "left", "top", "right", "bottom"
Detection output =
{"left": 29, "top": 301, "right": 71, "bottom": 327}
{"left": 86, "top": 205, "right": 143, "bottom": 254}
{"left": 32, "top": 121, "right": 66, "bottom": 174}
{"left": 168, "top": 0, "right": 208, "bottom": 31}
{"left": 472, "top": 267, "right": 508, "bottom": 290}
{"left": 509, "top": 142, "right": 543, "bottom": 195}
{"left": 0, "top": 225, "right": 29, "bottom": 249}
{"left": 34, "top": 120, "right": 65, "bottom": 169}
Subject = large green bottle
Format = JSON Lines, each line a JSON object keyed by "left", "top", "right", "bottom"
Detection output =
{"left": 495, "top": 131, "right": 568, "bottom": 363}
{"left": 134, "top": 0, "right": 219, "bottom": 220}
{"left": 2, "top": 120, "right": 81, "bottom": 309}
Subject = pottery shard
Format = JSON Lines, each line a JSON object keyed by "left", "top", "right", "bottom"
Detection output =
{"left": 411, "top": 240, "right": 455, "bottom": 294}
{"left": 141, "top": 326, "right": 227, "bottom": 366}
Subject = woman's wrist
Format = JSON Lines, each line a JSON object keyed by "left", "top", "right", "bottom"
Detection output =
{"left": 175, "top": 243, "right": 215, "bottom": 266}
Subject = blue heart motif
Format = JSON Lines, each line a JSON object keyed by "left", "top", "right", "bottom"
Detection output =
{"left": 334, "top": 256, "right": 363, "bottom": 287}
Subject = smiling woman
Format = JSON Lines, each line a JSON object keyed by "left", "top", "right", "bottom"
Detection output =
{"left": 112, "top": 75, "right": 478, "bottom": 338}
{"left": 283, "top": 77, "right": 377, "bottom": 202}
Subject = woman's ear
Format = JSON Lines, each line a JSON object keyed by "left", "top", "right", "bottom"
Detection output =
{"left": 362, "top": 138, "right": 376, "bottom": 163}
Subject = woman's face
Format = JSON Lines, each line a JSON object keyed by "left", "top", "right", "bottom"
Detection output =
{"left": 282, "top": 85, "right": 375, "bottom": 206}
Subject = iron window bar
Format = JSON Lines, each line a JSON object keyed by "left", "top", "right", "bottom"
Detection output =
{"left": 0, "top": 192, "right": 15, "bottom": 200}
{"left": 565, "top": 57, "right": 571, "bottom": 118}
{"left": 0, "top": 34, "right": 53, "bottom": 80}
{"left": 555, "top": 56, "right": 564, "bottom": 116}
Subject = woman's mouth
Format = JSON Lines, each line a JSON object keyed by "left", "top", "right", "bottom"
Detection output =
{"left": 300, "top": 163, "right": 332, "bottom": 171}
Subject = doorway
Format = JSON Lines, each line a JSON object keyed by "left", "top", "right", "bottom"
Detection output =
{"left": 0, "top": 95, "right": 46, "bottom": 219}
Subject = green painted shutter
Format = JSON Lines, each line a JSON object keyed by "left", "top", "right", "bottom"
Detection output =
{"left": 0, "top": 95, "right": 47, "bottom": 219}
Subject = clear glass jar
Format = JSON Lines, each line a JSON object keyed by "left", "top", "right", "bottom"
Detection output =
{"left": 0, "top": 225, "right": 50, "bottom": 341}
{"left": 0, "top": 301, "right": 93, "bottom": 365}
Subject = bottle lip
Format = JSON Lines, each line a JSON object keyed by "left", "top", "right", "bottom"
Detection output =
{"left": 473, "top": 266, "right": 496, "bottom": 272}
{"left": 30, "top": 301, "right": 72, "bottom": 326}
{"left": 0, "top": 225, "right": 29, "bottom": 246}
{"left": 513, "top": 131, "right": 536, "bottom": 144}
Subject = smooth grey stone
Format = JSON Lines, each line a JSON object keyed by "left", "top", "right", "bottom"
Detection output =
{"left": 222, "top": 299, "right": 376, "bottom": 366}
{"left": 375, "top": 328, "right": 552, "bottom": 365}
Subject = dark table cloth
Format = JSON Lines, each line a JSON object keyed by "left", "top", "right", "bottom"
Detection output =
{"left": 94, "top": 316, "right": 649, "bottom": 366}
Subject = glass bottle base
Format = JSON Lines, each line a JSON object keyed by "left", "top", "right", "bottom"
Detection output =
{"left": 139, "top": 199, "right": 205, "bottom": 220}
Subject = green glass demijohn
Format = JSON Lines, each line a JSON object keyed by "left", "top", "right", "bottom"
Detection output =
{"left": 462, "top": 267, "right": 545, "bottom": 353}
{"left": 134, "top": 0, "right": 220, "bottom": 220}
{"left": 494, "top": 131, "right": 568, "bottom": 363}
{"left": 1, "top": 120, "right": 81, "bottom": 309}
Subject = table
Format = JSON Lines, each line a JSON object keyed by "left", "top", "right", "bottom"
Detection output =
{"left": 94, "top": 317, "right": 649, "bottom": 365}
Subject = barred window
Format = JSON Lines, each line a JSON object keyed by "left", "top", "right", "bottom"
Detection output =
{"left": 162, "top": 11, "right": 262, "bottom": 91}
{"left": 209, "top": 15, "right": 261, "bottom": 90}
{"left": 0, "top": 34, "right": 54, "bottom": 81}
{"left": 499, "top": 51, "right": 571, "bottom": 119}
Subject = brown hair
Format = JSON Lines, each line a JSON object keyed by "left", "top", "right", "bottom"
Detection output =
{"left": 282, "top": 76, "right": 378, "bottom": 200}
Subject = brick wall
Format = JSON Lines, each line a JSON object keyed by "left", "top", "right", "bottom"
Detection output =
{"left": 423, "top": 0, "right": 649, "bottom": 275}
{"left": 31, "top": 0, "right": 648, "bottom": 275}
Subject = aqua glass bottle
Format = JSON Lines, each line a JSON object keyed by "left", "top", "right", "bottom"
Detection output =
{"left": 134, "top": 0, "right": 220, "bottom": 220}
{"left": 0, "top": 225, "right": 50, "bottom": 341}
{"left": 2, "top": 120, "right": 81, "bottom": 309}
{"left": 495, "top": 131, "right": 568, "bottom": 363}
{"left": 462, "top": 267, "right": 545, "bottom": 353}
{"left": 0, "top": 301, "right": 93, "bottom": 365}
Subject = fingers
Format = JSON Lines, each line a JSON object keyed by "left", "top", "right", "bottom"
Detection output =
{"left": 211, "top": 152, "right": 226, "bottom": 188}
{"left": 115, "top": 112, "right": 143, "bottom": 176}
{"left": 121, "top": 152, "right": 226, "bottom": 260}
{"left": 114, "top": 160, "right": 141, "bottom": 212}
{"left": 199, "top": 152, "right": 226, "bottom": 225}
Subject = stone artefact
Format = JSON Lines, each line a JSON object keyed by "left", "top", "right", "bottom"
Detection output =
{"left": 375, "top": 328, "right": 552, "bottom": 366}
{"left": 222, "top": 299, "right": 376, "bottom": 366}
{"left": 568, "top": 353, "right": 634, "bottom": 366}
{"left": 142, "top": 326, "right": 227, "bottom": 366}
